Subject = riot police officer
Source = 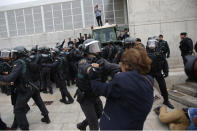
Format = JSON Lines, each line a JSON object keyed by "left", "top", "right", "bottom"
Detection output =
{"left": 101, "top": 42, "right": 117, "bottom": 63}
{"left": 39, "top": 46, "right": 53, "bottom": 94}
{"left": 42, "top": 48, "right": 74, "bottom": 104}
{"left": 76, "top": 39, "right": 120, "bottom": 130}
{"left": 0, "top": 49, "right": 12, "bottom": 95}
{"left": 29, "top": 46, "right": 42, "bottom": 90}
{"left": 147, "top": 39, "right": 174, "bottom": 109}
{"left": 179, "top": 32, "right": 193, "bottom": 65}
{"left": 113, "top": 37, "right": 135, "bottom": 64}
{"left": 0, "top": 46, "right": 50, "bottom": 130}
{"left": 158, "top": 35, "right": 170, "bottom": 77}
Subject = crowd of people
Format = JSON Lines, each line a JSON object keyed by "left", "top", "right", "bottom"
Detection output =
{"left": 0, "top": 30, "right": 197, "bottom": 130}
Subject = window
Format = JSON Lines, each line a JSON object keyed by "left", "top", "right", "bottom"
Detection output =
{"left": 24, "top": 8, "right": 34, "bottom": 35}
{"left": 72, "top": 0, "right": 83, "bottom": 29}
{"left": 7, "top": 10, "right": 17, "bottom": 37}
{"left": 33, "top": 6, "right": 43, "bottom": 33}
{"left": 62, "top": 2, "right": 73, "bottom": 30}
{"left": 83, "top": 0, "right": 94, "bottom": 28}
{"left": 43, "top": 5, "right": 53, "bottom": 32}
{"left": 0, "top": 0, "right": 127, "bottom": 38}
{"left": 0, "top": 12, "right": 8, "bottom": 38}
{"left": 15, "top": 9, "right": 25, "bottom": 36}
{"left": 52, "top": 3, "right": 63, "bottom": 31}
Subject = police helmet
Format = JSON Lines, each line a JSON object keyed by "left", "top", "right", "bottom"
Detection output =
{"left": 83, "top": 39, "right": 101, "bottom": 54}
{"left": 52, "top": 48, "right": 60, "bottom": 56}
{"left": 0, "top": 49, "right": 11, "bottom": 58}
{"left": 147, "top": 39, "right": 158, "bottom": 49}
{"left": 124, "top": 37, "right": 135, "bottom": 48}
{"left": 11, "top": 46, "right": 27, "bottom": 58}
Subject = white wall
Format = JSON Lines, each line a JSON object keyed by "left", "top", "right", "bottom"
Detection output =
{"left": 0, "top": 28, "right": 91, "bottom": 49}
{"left": 127, "top": 0, "right": 197, "bottom": 68}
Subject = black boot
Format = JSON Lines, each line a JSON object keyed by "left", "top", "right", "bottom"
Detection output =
{"left": 49, "top": 89, "right": 53, "bottom": 94}
{"left": 60, "top": 99, "right": 69, "bottom": 104}
{"left": 163, "top": 101, "right": 174, "bottom": 109}
{"left": 41, "top": 115, "right": 50, "bottom": 124}
{"left": 11, "top": 120, "right": 18, "bottom": 130}
{"left": 77, "top": 122, "right": 88, "bottom": 130}
{"left": 67, "top": 80, "right": 70, "bottom": 87}
{"left": 42, "top": 90, "right": 48, "bottom": 94}
{"left": 67, "top": 97, "right": 74, "bottom": 104}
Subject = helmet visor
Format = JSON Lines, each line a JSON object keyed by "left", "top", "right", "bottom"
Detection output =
{"left": 1, "top": 50, "right": 10, "bottom": 58}
{"left": 147, "top": 40, "right": 156, "bottom": 48}
{"left": 11, "top": 50, "right": 17, "bottom": 58}
{"left": 87, "top": 41, "right": 101, "bottom": 53}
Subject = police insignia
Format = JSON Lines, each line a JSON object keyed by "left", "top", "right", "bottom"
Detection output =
{"left": 13, "top": 64, "right": 17, "bottom": 67}
{"left": 80, "top": 59, "right": 87, "bottom": 64}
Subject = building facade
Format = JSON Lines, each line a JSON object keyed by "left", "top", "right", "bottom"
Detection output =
{"left": 0, "top": 0, "right": 197, "bottom": 67}
{"left": 0, "top": 0, "right": 128, "bottom": 48}
{"left": 127, "top": 0, "right": 197, "bottom": 68}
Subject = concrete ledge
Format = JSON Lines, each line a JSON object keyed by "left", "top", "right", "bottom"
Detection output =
{"left": 169, "top": 90, "right": 197, "bottom": 107}
{"left": 172, "top": 84, "right": 197, "bottom": 97}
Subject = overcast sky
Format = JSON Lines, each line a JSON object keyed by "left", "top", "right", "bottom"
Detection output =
{"left": 0, "top": 0, "right": 38, "bottom": 6}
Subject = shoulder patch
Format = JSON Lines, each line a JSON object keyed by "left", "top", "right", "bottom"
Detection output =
{"left": 79, "top": 59, "right": 87, "bottom": 64}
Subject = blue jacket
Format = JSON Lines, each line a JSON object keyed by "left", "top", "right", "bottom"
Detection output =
{"left": 91, "top": 70, "right": 154, "bottom": 130}
{"left": 188, "top": 108, "right": 197, "bottom": 130}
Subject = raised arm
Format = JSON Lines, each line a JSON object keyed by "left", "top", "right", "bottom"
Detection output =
{"left": 0, "top": 61, "right": 22, "bottom": 82}
{"left": 90, "top": 74, "right": 121, "bottom": 98}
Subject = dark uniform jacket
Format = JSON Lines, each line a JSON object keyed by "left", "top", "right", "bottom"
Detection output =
{"left": 90, "top": 70, "right": 154, "bottom": 130}
{"left": 77, "top": 57, "right": 120, "bottom": 99}
{"left": 179, "top": 37, "right": 193, "bottom": 56}
{"left": 42, "top": 57, "right": 65, "bottom": 80}
{"left": 158, "top": 40, "right": 170, "bottom": 58}
{"left": 147, "top": 50, "right": 164, "bottom": 74}
{"left": 0, "top": 59, "right": 29, "bottom": 93}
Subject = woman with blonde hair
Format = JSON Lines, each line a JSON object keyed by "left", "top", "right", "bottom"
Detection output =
{"left": 91, "top": 47, "right": 154, "bottom": 130}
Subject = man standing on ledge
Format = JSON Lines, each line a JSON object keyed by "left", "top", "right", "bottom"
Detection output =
{"left": 94, "top": 4, "right": 103, "bottom": 27}
{"left": 179, "top": 32, "right": 193, "bottom": 65}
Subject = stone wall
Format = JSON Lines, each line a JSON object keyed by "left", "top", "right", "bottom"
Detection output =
{"left": 127, "top": 0, "right": 197, "bottom": 68}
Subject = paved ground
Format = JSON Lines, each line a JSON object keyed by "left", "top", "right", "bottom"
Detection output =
{"left": 0, "top": 84, "right": 187, "bottom": 130}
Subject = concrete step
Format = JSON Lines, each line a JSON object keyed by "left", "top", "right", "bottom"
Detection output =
{"left": 172, "top": 84, "right": 197, "bottom": 97}
{"left": 186, "top": 82, "right": 197, "bottom": 88}
{"left": 168, "top": 90, "right": 197, "bottom": 107}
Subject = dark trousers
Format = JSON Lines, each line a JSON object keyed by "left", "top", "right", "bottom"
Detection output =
{"left": 96, "top": 16, "right": 103, "bottom": 26}
{"left": 40, "top": 68, "right": 52, "bottom": 92}
{"left": 56, "top": 78, "right": 73, "bottom": 101}
{"left": 79, "top": 98, "right": 103, "bottom": 130}
{"left": 163, "top": 58, "right": 169, "bottom": 74}
{"left": 182, "top": 53, "right": 192, "bottom": 65}
{"left": 0, "top": 116, "right": 7, "bottom": 130}
{"left": 14, "top": 88, "right": 48, "bottom": 130}
{"left": 151, "top": 72, "right": 169, "bottom": 102}
{"left": 182, "top": 56, "right": 187, "bottom": 65}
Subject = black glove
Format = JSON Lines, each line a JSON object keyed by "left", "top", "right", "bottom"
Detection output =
{"left": 163, "top": 72, "right": 168, "bottom": 78}
{"left": 88, "top": 67, "right": 100, "bottom": 80}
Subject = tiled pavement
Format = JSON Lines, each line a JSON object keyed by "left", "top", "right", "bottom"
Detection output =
{"left": 0, "top": 84, "right": 186, "bottom": 130}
